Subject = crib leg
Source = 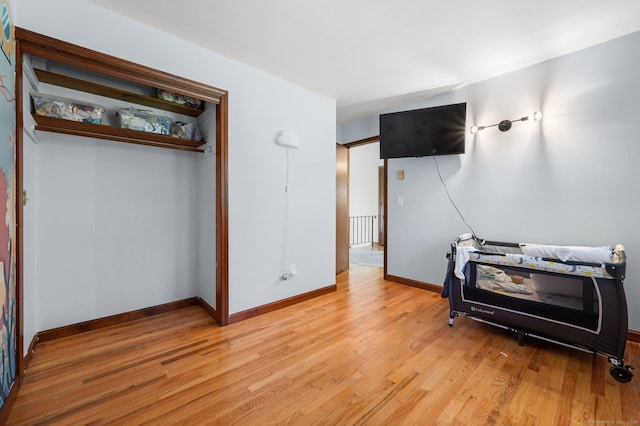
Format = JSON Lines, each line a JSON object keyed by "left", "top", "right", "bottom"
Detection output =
{"left": 610, "top": 365, "right": 634, "bottom": 383}
{"left": 517, "top": 330, "right": 525, "bottom": 346}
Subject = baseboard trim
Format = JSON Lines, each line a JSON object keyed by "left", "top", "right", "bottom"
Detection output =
{"left": 385, "top": 274, "right": 442, "bottom": 294}
{"left": 229, "top": 284, "right": 337, "bottom": 324}
{"left": 628, "top": 330, "right": 640, "bottom": 343}
{"left": 37, "top": 297, "right": 200, "bottom": 343}
{"left": 196, "top": 297, "right": 218, "bottom": 324}
{"left": 23, "top": 333, "right": 39, "bottom": 373}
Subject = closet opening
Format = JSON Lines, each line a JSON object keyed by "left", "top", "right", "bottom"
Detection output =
{"left": 14, "top": 28, "right": 229, "bottom": 388}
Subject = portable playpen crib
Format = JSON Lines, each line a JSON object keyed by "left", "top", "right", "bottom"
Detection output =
{"left": 442, "top": 234, "right": 634, "bottom": 382}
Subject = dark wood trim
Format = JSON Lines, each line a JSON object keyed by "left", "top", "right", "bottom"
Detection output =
{"left": 34, "top": 69, "right": 204, "bottom": 117}
{"left": 15, "top": 28, "right": 225, "bottom": 104}
{"left": 196, "top": 297, "right": 217, "bottom": 322}
{"left": 9, "top": 32, "right": 25, "bottom": 423}
{"left": 228, "top": 285, "right": 337, "bottom": 324}
{"left": 628, "top": 330, "right": 640, "bottom": 343}
{"left": 15, "top": 30, "right": 25, "bottom": 383}
{"left": 216, "top": 93, "right": 229, "bottom": 326}
{"left": 383, "top": 159, "right": 388, "bottom": 278}
{"left": 385, "top": 274, "right": 442, "bottom": 294}
{"left": 37, "top": 298, "right": 199, "bottom": 343}
{"left": 335, "top": 144, "right": 350, "bottom": 274}
{"left": 24, "top": 334, "right": 38, "bottom": 372}
{"left": 33, "top": 115, "right": 206, "bottom": 153}
{"left": 343, "top": 135, "right": 380, "bottom": 149}
{"left": 16, "top": 26, "right": 227, "bottom": 154}
{"left": 377, "top": 166, "right": 385, "bottom": 247}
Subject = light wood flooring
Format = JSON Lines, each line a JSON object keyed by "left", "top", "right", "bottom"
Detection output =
{"left": 8, "top": 264, "right": 640, "bottom": 424}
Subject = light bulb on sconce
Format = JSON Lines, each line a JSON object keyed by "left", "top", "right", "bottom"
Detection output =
{"left": 470, "top": 124, "right": 488, "bottom": 134}
{"left": 529, "top": 111, "right": 543, "bottom": 121}
{"left": 470, "top": 111, "right": 542, "bottom": 134}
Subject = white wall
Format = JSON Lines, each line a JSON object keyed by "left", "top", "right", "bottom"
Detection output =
{"left": 17, "top": 0, "right": 336, "bottom": 337}
{"left": 35, "top": 137, "right": 199, "bottom": 329}
{"left": 349, "top": 142, "right": 383, "bottom": 243}
{"left": 340, "top": 32, "right": 640, "bottom": 331}
{"left": 339, "top": 115, "right": 378, "bottom": 144}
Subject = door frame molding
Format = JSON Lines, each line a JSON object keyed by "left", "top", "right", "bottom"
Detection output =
{"left": 378, "top": 165, "right": 385, "bottom": 247}
{"left": 336, "top": 144, "right": 349, "bottom": 274}
{"left": 339, "top": 136, "right": 386, "bottom": 277}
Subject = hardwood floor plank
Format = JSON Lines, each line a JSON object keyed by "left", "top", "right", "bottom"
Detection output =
{"left": 7, "top": 264, "right": 640, "bottom": 425}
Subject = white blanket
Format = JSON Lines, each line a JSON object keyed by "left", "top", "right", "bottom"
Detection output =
{"left": 454, "top": 245, "right": 477, "bottom": 279}
{"left": 476, "top": 265, "right": 533, "bottom": 295}
{"left": 519, "top": 243, "right": 611, "bottom": 264}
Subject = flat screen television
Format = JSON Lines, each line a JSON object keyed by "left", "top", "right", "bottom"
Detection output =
{"left": 379, "top": 102, "right": 466, "bottom": 159}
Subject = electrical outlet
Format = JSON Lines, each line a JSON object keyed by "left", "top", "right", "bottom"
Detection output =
{"left": 280, "top": 271, "right": 292, "bottom": 280}
{"left": 280, "top": 265, "right": 297, "bottom": 281}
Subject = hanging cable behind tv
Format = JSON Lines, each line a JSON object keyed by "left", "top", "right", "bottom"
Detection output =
{"left": 432, "top": 156, "right": 478, "bottom": 239}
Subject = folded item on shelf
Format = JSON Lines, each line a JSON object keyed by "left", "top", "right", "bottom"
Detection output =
{"left": 117, "top": 108, "right": 173, "bottom": 135}
{"left": 31, "top": 92, "right": 105, "bottom": 124}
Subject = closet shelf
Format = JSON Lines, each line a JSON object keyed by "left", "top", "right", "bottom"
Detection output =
{"left": 34, "top": 69, "right": 204, "bottom": 117}
{"left": 33, "top": 115, "right": 206, "bottom": 153}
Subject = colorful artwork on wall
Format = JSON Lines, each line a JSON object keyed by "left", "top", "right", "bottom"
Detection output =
{"left": 0, "top": 0, "right": 16, "bottom": 410}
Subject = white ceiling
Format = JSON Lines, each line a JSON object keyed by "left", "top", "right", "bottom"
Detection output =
{"left": 88, "top": 0, "right": 640, "bottom": 125}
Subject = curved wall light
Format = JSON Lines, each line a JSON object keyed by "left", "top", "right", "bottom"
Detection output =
{"left": 276, "top": 129, "right": 300, "bottom": 148}
{"left": 470, "top": 111, "right": 542, "bottom": 134}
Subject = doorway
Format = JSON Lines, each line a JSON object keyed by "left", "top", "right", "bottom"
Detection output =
{"left": 378, "top": 166, "right": 385, "bottom": 247}
{"left": 337, "top": 139, "right": 384, "bottom": 269}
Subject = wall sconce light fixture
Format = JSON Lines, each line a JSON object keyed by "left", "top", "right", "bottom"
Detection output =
{"left": 276, "top": 129, "right": 300, "bottom": 148}
{"left": 470, "top": 111, "right": 542, "bottom": 134}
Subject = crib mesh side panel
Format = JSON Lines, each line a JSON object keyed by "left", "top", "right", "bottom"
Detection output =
{"left": 463, "top": 263, "right": 600, "bottom": 330}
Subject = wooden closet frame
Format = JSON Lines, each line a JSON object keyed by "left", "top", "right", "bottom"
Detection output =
{"left": 13, "top": 27, "right": 230, "bottom": 382}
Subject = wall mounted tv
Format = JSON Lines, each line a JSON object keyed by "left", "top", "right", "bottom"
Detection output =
{"left": 379, "top": 102, "right": 466, "bottom": 159}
